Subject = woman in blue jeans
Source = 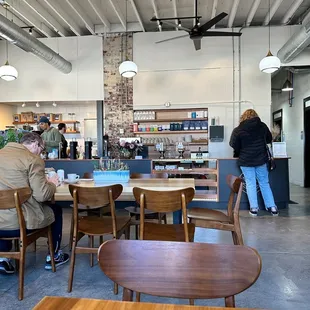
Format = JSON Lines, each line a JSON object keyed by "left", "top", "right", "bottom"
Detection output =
{"left": 229, "top": 109, "right": 278, "bottom": 216}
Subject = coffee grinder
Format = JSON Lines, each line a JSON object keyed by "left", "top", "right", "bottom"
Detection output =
{"left": 84, "top": 139, "right": 93, "bottom": 159}
{"left": 70, "top": 140, "right": 78, "bottom": 160}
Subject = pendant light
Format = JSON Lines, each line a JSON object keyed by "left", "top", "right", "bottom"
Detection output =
{"left": 282, "top": 71, "right": 293, "bottom": 91}
{"left": 0, "top": 5, "right": 18, "bottom": 81}
{"left": 119, "top": 0, "right": 138, "bottom": 78}
{"left": 259, "top": 0, "right": 281, "bottom": 74}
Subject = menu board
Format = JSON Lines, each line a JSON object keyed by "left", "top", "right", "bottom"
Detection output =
{"left": 272, "top": 142, "right": 287, "bottom": 158}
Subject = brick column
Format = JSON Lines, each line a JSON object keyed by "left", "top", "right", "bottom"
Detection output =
{"left": 103, "top": 33, "right": 134, "bottom": 145}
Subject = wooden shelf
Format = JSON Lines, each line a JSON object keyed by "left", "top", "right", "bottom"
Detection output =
{"left": 135, "top": 118, "right": 208, "bottom": 123}
{"left": 194, "top": 191, "right": 218, "bottom": 201}
{"left": 195, "top": 179, "right": 218, "bottom": 187}
{"left": 134, "top": 130, "right": 208, "bottom": 134}
{"left": 144, "top": 142, "right": 208, "bottom": 147}
{"left": 65, "top": 131, "right": 80, "bottom": 134}
{"left": 13, "top": 120, "right": 80, "bottom": 125}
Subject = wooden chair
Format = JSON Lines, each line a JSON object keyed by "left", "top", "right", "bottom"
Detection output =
{"left": 98, "top": 239, "right": 262, "bottom": 307}
{"left": 133, "top": 187, "right": 195, "bottom": 242}
{"left": 0, "top": 187, "right": 56, "bottom": 300}
{"left": 125, "top": 173, "right": 168, "bottom": 239}
{"left": 68, "top": 172, "right": 109, "bottom": 250}
{"left": 187, "top": 174, "right": 244, "bottom": 245}
{"left": 68, "top": 184, "right": 131, "bottom": 294}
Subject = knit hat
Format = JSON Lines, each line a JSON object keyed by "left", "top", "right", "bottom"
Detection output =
{"left": 39, "top": 116, "right": 49, "bottom": 123}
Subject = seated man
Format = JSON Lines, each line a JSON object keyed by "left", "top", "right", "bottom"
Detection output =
{"left": 0, "top": 132, "right": 69, "bottom": 274}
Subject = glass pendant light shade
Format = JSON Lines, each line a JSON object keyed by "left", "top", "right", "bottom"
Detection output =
{"left": 0, "top": 61, "right": 18, "bottom": 81}
{"left": 259, "top": 51, "right": 281, "bottom": 74}
{"left": 119, "top": 60, "right": 138, "bottom": 78}
{"left": 282, "top": 79, "right": 293, "bottom": 91}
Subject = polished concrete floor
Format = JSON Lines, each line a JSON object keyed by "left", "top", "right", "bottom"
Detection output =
{"left": 1, "top": 184, "right": 310, "bottom": 309}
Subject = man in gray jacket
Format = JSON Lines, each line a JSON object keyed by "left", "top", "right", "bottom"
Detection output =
{"left": 0, "top": 132, "right": 69, "bottom": 274}
{"left": 39, "top": 116, "right": 62, "bottom": 154}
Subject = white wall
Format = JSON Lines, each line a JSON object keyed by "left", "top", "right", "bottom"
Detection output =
{"left": 272, "top": 70, "right": 310, "bottom": 186}
{"left": 0, "top": 36, "right": 104, "bottom": 102}
{"left": 133, "top": 25, "right": 306, "bottom": 157}
{"left": 0, "top": 103, "right": 16, "bottom": 129}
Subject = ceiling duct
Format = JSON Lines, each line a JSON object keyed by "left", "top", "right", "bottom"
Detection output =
{"left": 285, "top": 66, "right": 310, "bottom": 74}
{"left": 277, "top": 22, "right": 310, "bottom": 64}
{"left": 0, "top": 13, "right": 72, "bottom": 74}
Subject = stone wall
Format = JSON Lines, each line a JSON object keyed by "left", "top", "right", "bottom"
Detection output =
{"left": 103, "top": 33, "right": 134, "bottom": 145}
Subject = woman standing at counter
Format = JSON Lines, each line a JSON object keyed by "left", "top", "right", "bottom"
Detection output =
{"left": 229, "top": 109, "right": 279, "bottom": 216}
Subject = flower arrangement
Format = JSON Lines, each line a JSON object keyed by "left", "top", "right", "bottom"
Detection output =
{"left": 117, "top": 139, "right": 143, "bottom": 158}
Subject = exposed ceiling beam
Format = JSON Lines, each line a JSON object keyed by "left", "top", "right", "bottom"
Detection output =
{"left": 227, "top": 0, "right": 240, "bottom": 28}
{"left": 281, "top": 0, "right": 303, "bottom": 25}
{"left": 4, "top": 0, "right": 55, "bottom": 37}
{"left": 108, "top": 0, "right": 126, "bottom": 30}
{"left": 171, "top": 0, "right": 178, "bottom": 30}
{"left": 263, "top": 0, "right": 284, "bottom": 26}
{"left": 87, "top": 0, "right": 110, "bottom": 31}
{"left": 151, "top": 0, "right": 161, "bottom": 31}
{"left": 211, "top": 0, "right": 218, "bottom": 29}
{"left": 42, "top": 0, "right": 82, "bottom": 36}
{"left": 22, "top": 0, "right": 70, "bottom": 37}
{"left": 66, "top": 0, "right": 95, "bottom": 34}
{"left": 129, "top": 0, "right": 145, "bottom": 32}
{"left": 245, "top": 0, "right": 261, "bottom": 27}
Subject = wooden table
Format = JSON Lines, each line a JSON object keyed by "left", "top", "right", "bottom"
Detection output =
{"left": 55, "top": 179, "right": 195, "bottom": 201}
{"left": 34, "top": 296, "right": 261, "bottom": 310}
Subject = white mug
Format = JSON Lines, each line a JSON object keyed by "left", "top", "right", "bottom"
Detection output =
{"left": 67, "top": 173, "right": 80, "bottom": 182}
{"left": 57, "top": 169, "right": 65, "bottom": 182}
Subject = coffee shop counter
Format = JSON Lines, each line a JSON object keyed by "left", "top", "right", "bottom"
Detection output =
{"left": 44, "top": 159, "right": 152, "bottom": 176}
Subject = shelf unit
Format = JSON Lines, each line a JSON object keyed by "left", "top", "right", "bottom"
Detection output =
{"left": 137, "top": 118, "right": 208, "bottom": 123}
{"left": 134, "top": 130, "right": 208, "bottom": 135}
{"left": 152, "top": 158, "right": 218, "bottom": 201}
{"left": 13, "top": 120, "right": 80, "bottom": 125}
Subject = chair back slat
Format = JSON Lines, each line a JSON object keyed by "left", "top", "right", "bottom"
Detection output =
{"left": 130, "top": 173, "right": 168, "bottom": 179}
{"left": 226, "top": 175, "right": 243, "bottom": 220}
{"left": 69, "top": 184, "right": 123, "bottom": 208}
{"left": 0, "top": 188, "right": 31, "bottom": 210}
{"left": 133, "top": 187, "right": 194, "bottom": 213}
{"left": 98, "top": 239, "right": 262, "bottom": 301}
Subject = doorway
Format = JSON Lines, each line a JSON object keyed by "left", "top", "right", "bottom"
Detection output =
{"left": 272, "top": 109, "right": 282, "bottom": 142}
{"left": 304, "top": 97, "right": 310, "bottom": 187}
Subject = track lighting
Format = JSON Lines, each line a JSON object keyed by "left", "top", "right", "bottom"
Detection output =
{"left": 178, "top": 19, "right": 182, "bottom": 27}
{"left": 36, "top": 102, "right": 40, "bottom": 107}
{"left": 52, "top": 102, "right": 57, "bottom": 107}
{"left": 196, "top": 18, "right": 200, "bottom": 26}
{"left": 29, "top": 28, "right": 32, "bottom": 35}
{"left": 22, "top": 102, "right": 26, "bottom": 107}
{"left": 158, "top": 21, "right": 163, "bottom": 29}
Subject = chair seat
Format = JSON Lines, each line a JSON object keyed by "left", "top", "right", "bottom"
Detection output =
{"left": 125, "top": 206, "right": 157, "bottom": 215}
{"left": 78, "top": 216, "right": 130, "bottom": 236}
{"left": 143, "top": 222, "right": 195, "bottom": 242}
{"left": 187, "top": 208, "right": 230, "bottom": 223}
{"left": 70, "top": 203, "right": 108, "bottom": 210}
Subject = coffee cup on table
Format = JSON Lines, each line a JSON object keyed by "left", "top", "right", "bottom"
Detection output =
{"left": 67, "top": 174, "right": 80, "bottom": 182}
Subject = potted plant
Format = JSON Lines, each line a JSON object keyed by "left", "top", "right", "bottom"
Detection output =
{"left": 117, "top": 140, "right": 143, "bottom": 159}
{"left": 0, "top": 129, "right": 23, "bottom": 149}
{"left": 93, "top": 159, "right": 130, "bottom": 183}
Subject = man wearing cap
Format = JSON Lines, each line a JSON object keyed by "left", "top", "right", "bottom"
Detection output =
{"left": 39, "top": 116, "right": 63, "bottom": 153}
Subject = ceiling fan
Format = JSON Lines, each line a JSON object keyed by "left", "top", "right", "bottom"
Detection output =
{"left": 150, "top": 0, "right": 242, "bottom": 51}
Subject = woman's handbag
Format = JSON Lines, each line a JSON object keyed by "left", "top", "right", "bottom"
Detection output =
{"left": 266, "top": 143, "right": 276, "bottom": 171}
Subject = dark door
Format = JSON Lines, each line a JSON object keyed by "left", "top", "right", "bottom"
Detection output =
{"left": 304, "top": 97, "right": 310, "bottom": 187}
{"left": 272, "top": 109, "right": 282, "bottom": 142}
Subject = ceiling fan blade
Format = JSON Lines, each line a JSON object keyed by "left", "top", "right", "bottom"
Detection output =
{"left": 198, "top": 12, "right": 228, "bottom": 32}
{"left": 161, "top": 20, "right": 191, "bottom": 32}
{"left": 202, "top": 31, "right": 242, "bottom": 37}
{"left": 156, "top": 34, "right": 189, "bottom": 44}
{"left": 193, "top": 39, "right": 201, "bottom": 51}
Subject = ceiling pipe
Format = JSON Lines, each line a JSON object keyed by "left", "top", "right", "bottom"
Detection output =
{"left": 277, "top": 21, "right": 310, "bottom": 63}
{"left": 0, "top": 13, "right": 72, "bottom": 73}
